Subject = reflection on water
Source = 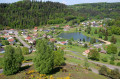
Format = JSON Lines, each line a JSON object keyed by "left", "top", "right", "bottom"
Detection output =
{"left": 58, "top": 32, "right": 99, "bottom": 42}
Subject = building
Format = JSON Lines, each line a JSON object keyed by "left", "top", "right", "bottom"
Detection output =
{"left": 82, "top": 49, "right": 90, "bottom": 57}
{"left": 8, "top": 38, "right": 15, "bottom": 45}
{"left": 34, "top": 27, "right": 38, "bottom": 32}
{"left": 25, "top": 36, "right": 32, "bottom": 41}
{"left": 9, "top": 29, "right": 14, "bottom": 34}
{"left": 49, "top": 38, "right": 56, "bottom": 42}
{"left": 63, "top": 25, "right": 71, "bottom": 31}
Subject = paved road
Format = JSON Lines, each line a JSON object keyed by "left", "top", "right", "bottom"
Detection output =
{"left": 14, "top": 31, "right": 30, "bottom": 48}
{"left": 0, "top": 62, "right": 33, "bottom": 73}
{"left": 65, "top": 50, "right": 120, "bottom": 71}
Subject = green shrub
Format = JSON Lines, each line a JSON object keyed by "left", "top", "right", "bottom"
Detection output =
{"left": 118, "top": 51, "right": 120, "bottom": 56}
{"left": 117, "top": 62, "right": 120, "bottom": 66}
{"left": 98, "top": 48, "right": 101, "bottom": 52}
{"left": 22, "top": 47, "right": 29, "bottom": 55}
{"left": 102, "top": 57, "right": 108, "bottom": 62}
{"left": 1, "top": 40, "right": 9, "bottom": 45}
{"left": 110, "top": 60, "right": 115, "bottom": 65}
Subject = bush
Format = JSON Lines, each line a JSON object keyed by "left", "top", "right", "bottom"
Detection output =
{"left": 107, "top": 44, "right": 117, "bottom": 54}
{"left": 110, "top": 60, "right": 115, "bottom": 65}
{"left": 22, "top": 47, "right": 29, "bottom": 55}
{"left": 99, "top": 65, "right": 108, "bottom": 76}
{"left": 1, "top": 40, "right": 9, "bottom": 45}
{"left": 88, "top": 49, "right": 100, "bottom": 61}
{"left": 20, "top": 42, "right": 23, "bottom": 46}
{"left": 98, "top": 48, "right": 101, "bottom": 52}
{"left": 117, "top": 62, "right": 120, "bottom": 66}
{"left": 118, "top": 51, "right": 120, "bottom": 56}
{"left": 83, "top": 38, "right": 85, "bottom": 42}
{"left": 102, "top": 57, "right": 108, "bottom": 62}
{"left": 84, "top": 43, "right": 88, "bottom": 48}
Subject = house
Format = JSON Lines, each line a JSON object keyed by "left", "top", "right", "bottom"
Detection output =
{"left": 43, "top": 34, "right": 47, "bottom": 38}
{"left": 9, "top": 29, "right": 14, "bottom": 34}
{"left": 93, "top": 44, "right": 102, "bottom": 48}
{"left": 25, "top": 36, "right": 32, "bottom": 41}
{"left": 49, "top": 38, "right": 56, "bottom": 42}
{"left": 61, "top": 41, "right": 67, "bottom": 45}
{"left": 33, "top": 34, "right": 38, "bottom": 38}
{"left": 34, "top": 27, "right": 38, "bottom": 32}
{"left": 43, "top": 30, "right": 50, "bottom": 32}
{"left": 8, "top": 38, "right": 15, "bottom": 45}
{"left": 0, "top": 43, "right": 2, "bottom": 46}
{"left": 63, "top": 25, "right": 71, "bottom": 31}
{"left": 0, "top": 47, "right": 5, "bottom": 53}
{"left": 39, "top": 28, "right": 43, "bottom": 31}
{"left": 100, "top": 49, "right": 106, "bottom": 54}
{"left": 56, "top": 25, "right": 60, "bottom": 28}
{"left": 23, "top": 34, "right": 27, "bottom": 38}
{"left": 28, "top": 40, "right": 34, "bottom": 44}
{"left": 47, "top": 35, "right": 53, "bottom": 38}
{"left": 82, "top": 49, "right": 90, "bottom": 57}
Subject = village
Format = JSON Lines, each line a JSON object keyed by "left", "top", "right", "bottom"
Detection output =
{"left": 0, "top": 19, "right": 112, "bottom": 58}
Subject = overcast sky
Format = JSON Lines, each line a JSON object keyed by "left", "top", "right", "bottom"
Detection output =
{"left": 0, "top": 0, "right": 120, "bottom": 5}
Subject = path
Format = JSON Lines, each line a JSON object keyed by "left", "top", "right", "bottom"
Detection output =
{"left": 14, "top": 31, "right": 30, "bottom": 48}
{"left": 98, "top": 38, "right": 111, "bottom": 45}
{"left": 65, "top": 50, "right": 120, "bottom": 71}
{"left": 0, "top": 62, "right": 33, "bottom": 73}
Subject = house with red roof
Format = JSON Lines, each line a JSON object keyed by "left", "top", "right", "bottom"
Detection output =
{"left": 25, "top": 36, "right": 32, "bottom": 41}
{"left": 63, "top": 25, "right": 71, "bottom": 31}
{"left": 34, "top": 27, "right": 38, "bottom": 32}
{"left": 82, "top": 49, "right": 90, "bottom": 57}
{"left": 56, "top": 25, "right": 60, "bottom": 28}
{"left": 8, "top": 38, "right": 15, "bottom": 45}
{"left": 49, "top": 38, "right": 56, "bottom": 42}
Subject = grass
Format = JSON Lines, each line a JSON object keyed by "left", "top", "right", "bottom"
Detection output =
{"left": 0, "top": 64, "right": 107, "bottom": 79}
{"left": 0, "top": 57, "right": 3, "bottom": 69}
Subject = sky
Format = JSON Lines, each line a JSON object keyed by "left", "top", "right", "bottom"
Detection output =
{"left": 0, "top": 0, "right": 120, "bottom": 5}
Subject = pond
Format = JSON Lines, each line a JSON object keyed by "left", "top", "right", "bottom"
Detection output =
{"left": 58, "top": 32, "right": 99, "bottom": 42}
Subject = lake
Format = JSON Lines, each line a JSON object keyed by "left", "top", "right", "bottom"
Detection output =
{"left": 58, "top": 32, "right": 99, "bottom": 42}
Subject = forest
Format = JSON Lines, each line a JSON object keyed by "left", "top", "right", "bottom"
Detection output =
{"left": 0, "top": 0, "right": 79, "bottom": 29}
{"left": 69, "top": 2, "right": 120, "bottom": 19}
{"left": 0, "top": 1, "right": 120, "bottom": 29}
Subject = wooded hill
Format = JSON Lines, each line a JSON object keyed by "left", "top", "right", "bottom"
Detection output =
{"left": 0, "top": 1, "right": 79, "bottom": 29}
{"left": 0, "top": 1, "right": 120, "bottom": 29}
{"left": 69, "top": 2, "right": 120, "bottom": 19}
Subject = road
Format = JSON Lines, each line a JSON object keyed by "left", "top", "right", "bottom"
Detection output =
{"left": 14, "top": 31, "right": 30, "bottom": 48}
{"left": 0, "top": 62, "right": 33, "bottom": 73}
{"left": 65, "top": 50, "right": 120, "bottom": 71}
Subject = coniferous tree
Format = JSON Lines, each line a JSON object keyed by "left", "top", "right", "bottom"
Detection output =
{"left": 110, "top": 36, "right": 117, "bottom": 44}
{"left": 3, "top": 46, "right": 23, "bottom": 75}
{"left": 15, "top": 47, "right": 24, "bottom": 70}
{"left": 34, "top": 39, "right": 54, "bottom": 74}
{"left": 54, "top": 49, "right": 64, "bottom": 67}
{"left": 104, "top": 35, "right": 108, "bottom": 41}
{"left": 94, "top": 29, "right": 97, "bottom": 34}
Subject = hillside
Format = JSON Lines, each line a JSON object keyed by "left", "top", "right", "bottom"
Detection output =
{"left": 0, "top": 2, "right": 120, "bottom": 29}
{"left": 0, "top": 1, "right": 78, "bottom": 29}
{"left": 69, "top": 2, "right": 120, "bottom": 19}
